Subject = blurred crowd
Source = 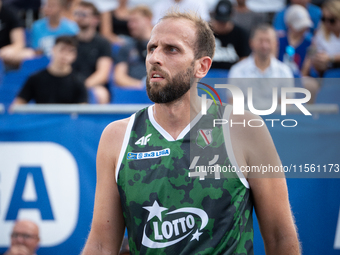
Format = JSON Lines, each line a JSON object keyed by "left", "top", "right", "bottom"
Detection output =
{"left": 0, "top": 0, "right": 339, "bottom": 106}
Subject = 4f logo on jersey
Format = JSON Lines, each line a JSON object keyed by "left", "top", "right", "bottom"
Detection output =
{"left": 141, "top": 201, "right": 208, "bottom": 249}
{"left": 135, "top": 134, "right": 152, "bottom": 146}
{"left": 196, "top": 129, "right": 213, "bottom": 149}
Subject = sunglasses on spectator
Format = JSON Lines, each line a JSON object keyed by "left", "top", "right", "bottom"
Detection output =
{"left": 321, "top": 16, "right": 337, "bottom": 24}
{"left": 74, "top": 11, "right": 92, "bottom": 18}
{"left": 11, "top": 232, "right": 38, "bottom": 240}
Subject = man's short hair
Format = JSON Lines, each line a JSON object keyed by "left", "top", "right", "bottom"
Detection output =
{"left": 160, "top": 10, "right": 215, "bottom": 60}
{"left": 78, "top": 1, "right": 100, "bottom": 17}
{"left": 130, "top": 5, "right": 153, "bottom": 19}
{"left": 250, "top": 23, "right": 275, "bottom": 39}
{"left": 55, "top": 35, "right": 78, "bottom": 48}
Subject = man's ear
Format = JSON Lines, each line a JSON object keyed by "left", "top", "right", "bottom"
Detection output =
{"left": 195, "top": 56, "right": 212, "bottom": 79}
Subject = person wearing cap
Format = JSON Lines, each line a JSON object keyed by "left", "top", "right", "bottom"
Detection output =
{"left": 273, "top": 0, "right": 321, "bottom": 38}
{"left": 278, "top": 4, "right": 313, "bottom": 76}
{"left": 210, "top": 0, "right": 251, "bottom": 70}
{"left": 277, "top": 4, "right": 320, "bottom": 104}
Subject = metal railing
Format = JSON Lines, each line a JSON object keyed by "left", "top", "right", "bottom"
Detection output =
{"left": 1, "top": 103, "right": 338, "bottom": 115}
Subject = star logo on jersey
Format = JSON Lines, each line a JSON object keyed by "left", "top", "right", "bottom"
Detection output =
{"left": 196, "top": 129, "right": 213, "bottom": 149}
{"left": 141, "top": 200, "right": 208, "bottom": 249}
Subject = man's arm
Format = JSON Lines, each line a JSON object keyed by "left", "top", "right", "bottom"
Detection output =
{"left": 114, "top": 62, "right": 144, "bottom": 88}
{"left": 9, "top": 27, "right": 26, "bottom": 49}
{"left": 231, "top": 112, "right": 300, "bottom": 255}
{"left": 81, "top": 118, "right": 129, "bottom": 254}
{"left": 0, "top": 28, "right": 26, "bottom": 60}
{"left": 85, "top": 57, "right": 112, "bottom": 88}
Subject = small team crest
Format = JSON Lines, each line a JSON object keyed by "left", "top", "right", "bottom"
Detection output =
{"left": 196, "top": 129, "right": 213, "bottom": 149}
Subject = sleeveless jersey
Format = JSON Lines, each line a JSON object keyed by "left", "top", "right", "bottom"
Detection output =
{"left": 116, "top": 102, "right": 254, "bottom": 255}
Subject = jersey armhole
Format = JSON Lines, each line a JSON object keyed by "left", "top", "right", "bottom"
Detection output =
{"left": 222, "top": 105, "right": 250, "bottom": 189}
{"left": 115, "top": 114, "right": 136, "bottom": 183}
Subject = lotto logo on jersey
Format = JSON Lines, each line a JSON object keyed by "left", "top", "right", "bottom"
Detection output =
{"left": 141, "top": 201, "right": 208, "bottom": 248}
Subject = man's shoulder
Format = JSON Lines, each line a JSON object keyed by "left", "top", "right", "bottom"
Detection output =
{"left": 29, "top": 68, "right": 49, "bottom": 80}
{"left": 1, "top": 5, "right": 19, "bottom": 19}
{"left": 229, "top": 57, "right": 252, "bottom": 75}
{"left": 102, "top": 117, "right": 132, "bottom": 145}
{"left": 60, "top": 18, "right": 79, "bottom": 31}
{"left": 232, "top": 24, "right": 248, "bottom": 34}
{"left": 271, "top": 58, "right": 293, "bottom": 77}
{"left": 0, "top": 5, "right": 23, "bottom": 27}
{"left": 307, "top": 3, "right": 321, "bottom": 15}
{"left": 32, "top": 18, "right": 48, "bottom": 29}
{"left": 93, "top": 33, "right": 111, "bottom": 46}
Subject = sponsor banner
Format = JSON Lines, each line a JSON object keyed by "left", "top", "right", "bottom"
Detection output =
{"left": 0, "top": 113, "right": 339, "bottom": 254}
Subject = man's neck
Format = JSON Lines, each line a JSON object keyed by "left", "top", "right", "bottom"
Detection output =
{"left": 48, "top": 62, "right": 72, "bottom": 76}
{"left": 254, "top": 55, "right": 271, "bottom": 72}
{"left": 235, "top": 5, "right": 249, "bottom": 13}
{"left": 288, "top": 30, "right": 303, "bottom": 47}
{"left": 49, "top": 15, "right": 61, "bottom": 28}
{"left": 77, "top": 28, "right": 96, "bottom": 42}
{"left": 152, "top": 90, "right": 201, "bottom": 140}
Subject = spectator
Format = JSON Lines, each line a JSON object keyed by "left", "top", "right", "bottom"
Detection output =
{"left": 61, "top": 0, "right": 82, "bottom": 21}
{"left": 12, "top": 36, "right": 87, "bottom": 105}
{"left": 114, "top": 5, "right": 152, "bottom": 88}
{"left": 151, "top": 0, "right": 210, "bottom": 25}
{"left": 245, "top": 0, "right": 286, "bottom": 15}
{"left": 210, "top": 0, "right": 251, "bottom": 70}
{"left": 4, "top": 220, "right": 40, "bottom": 255}
{"left": 72, "top": 1, "right": 112, "bottom": 104}
{"left": 228, "top": 24, "right": 294, "bottom": 109}
{"left": 273, "top": 0, "right": 322, "bottom": 37}
{"left": 310, "top": 0, "right": 340, "bottom": 75}
{"left": 278, "top": 4, "right": 313, "bottom": 76}
{"left": 278, "top": 5, "right": 320, "bottom": 103}
{"left": 232, "top": 0, "right": 267, "bottom": 35}
{"left": 31, "top": 0, "right": 79, "bottom": 56}
{"left": 100, "top": 0, "right": 131, "bottom": 45}
{"left": 0, "top": 0, "right": 35, "bottom": 67}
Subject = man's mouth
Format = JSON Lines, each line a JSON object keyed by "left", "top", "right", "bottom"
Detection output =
{"left": 150, "top": 72, "right": 165, "bottom": 82}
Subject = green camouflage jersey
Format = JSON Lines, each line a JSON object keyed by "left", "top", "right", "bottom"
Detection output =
{"left": 116, "top": 102, "right": 253, "bottom": 255}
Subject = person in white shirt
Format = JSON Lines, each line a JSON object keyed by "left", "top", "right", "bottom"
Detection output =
{"left": 151, "top": 0, "right": 210, "bottom": 25}
{"left": 228, "top": 24, "right": 294, "bottom": 109}
{"left": 311, "top": 0, "right": 340, "bottom": 74}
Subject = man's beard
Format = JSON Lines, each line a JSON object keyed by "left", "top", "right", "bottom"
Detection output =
{"left": 78, "top": 23, "right": 90, "bottom": 31}
{"left": 146, "top": 64, "right": 195, "bottom": 104}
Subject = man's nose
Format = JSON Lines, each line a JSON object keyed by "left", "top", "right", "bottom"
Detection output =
{"left": 147, "top": 48, "right": 162, "bottom": 66}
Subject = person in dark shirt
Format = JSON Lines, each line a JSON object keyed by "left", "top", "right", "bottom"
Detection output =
{"left": 72, "top": 1, "right": 113, "bottom": 104}
{"left": 114, "top": 5, "right": 153, "bottom": 88}
{"left": 210, "top": 0, "right": 251, "bottom": 70}
{"left": 0, "top": 0, "right": 35, "bottom": 67}
{"left": 12, "top": 36, "right": 87, "bottom": 105}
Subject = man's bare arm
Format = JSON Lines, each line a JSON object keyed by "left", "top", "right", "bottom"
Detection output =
{"left": 231, "top": 112, "right": 300, "bottom": 255}
{"left": 81, "top": 118, "right": 129, "bottom": 255}
{"left": 114, "top": 62, "right": 144, "bottom": 88}
{"left": 85, "top": 57, "right": 112, "bottom": 88}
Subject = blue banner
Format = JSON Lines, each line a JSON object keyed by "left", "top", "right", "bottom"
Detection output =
{"left": 0, "top": 112, "right": 339, "bottom": 254}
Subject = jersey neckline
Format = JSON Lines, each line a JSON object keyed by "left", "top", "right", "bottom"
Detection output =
{"left": 147, "top": 100, "right": 213, "bottom": 142}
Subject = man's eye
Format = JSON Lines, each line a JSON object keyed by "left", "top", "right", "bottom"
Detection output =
{"left": 168, "top": 47, "right": 177, "bottom": 52}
